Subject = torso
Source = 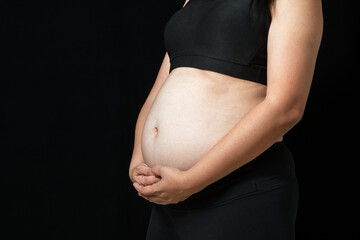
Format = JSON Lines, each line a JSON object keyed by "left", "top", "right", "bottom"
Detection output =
{"left": 141, "top": 67, "right": 283, "bottom": 171}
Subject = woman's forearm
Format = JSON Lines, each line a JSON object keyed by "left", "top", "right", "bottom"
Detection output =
{"left": 184, "top": 98, "right": 303, "bottom": 194}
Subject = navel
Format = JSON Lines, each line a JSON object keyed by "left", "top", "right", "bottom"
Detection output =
{"left": 152, "top": 126, "right": 159, "bottom": 136}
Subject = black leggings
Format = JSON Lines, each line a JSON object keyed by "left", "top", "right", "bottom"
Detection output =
{"left": 146, "top": 142, "right": 299, "bottom": 240}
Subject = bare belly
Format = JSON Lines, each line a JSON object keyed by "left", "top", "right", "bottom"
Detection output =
{"left": 141, "top": 67, "right": 283, "bottom": 171}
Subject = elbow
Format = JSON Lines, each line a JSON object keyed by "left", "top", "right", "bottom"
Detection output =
{"left": 283, "top": 106, "right": 304, "bottom": 127}
{"left": 266, "top": 97, "right": 305, "bottom": 129}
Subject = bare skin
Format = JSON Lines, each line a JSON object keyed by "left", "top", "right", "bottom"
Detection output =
{"left": 129, "top": 0, "right": 323, "bottom": 205}
{"left": 141, "top": 67, "right": 279, "bottom": 171}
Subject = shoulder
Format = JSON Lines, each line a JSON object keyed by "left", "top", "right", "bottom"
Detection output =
{"left": 183, "top": 0, "right": 190, "bottom": 8}
{"left": 269, "top": 0, "right": 323, "bottom": 43}
{"left": 270, "top": 0, "right": 323, "bottom": 21}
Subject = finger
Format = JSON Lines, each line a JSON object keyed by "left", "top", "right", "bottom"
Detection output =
{"left": 135, "top": 175, "right": 161, "bottom": 186}
{"left": 135, "top": 164, "right": 155, "bottom": 176}
{"left": 133, "top": 182, "right": 159, "bottom": 195}
{"left": 138, "top": 192, "right": 157, "bottom": 199}
{"left": 151, "top": 165, "right": 162, "bottom": 177}
{"left": 142, "top": 175, "right": 161, "bottom": 185}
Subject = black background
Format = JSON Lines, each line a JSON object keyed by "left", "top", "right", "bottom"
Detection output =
{"left": 1, "top": 0, "right": 359, "bottom": 239}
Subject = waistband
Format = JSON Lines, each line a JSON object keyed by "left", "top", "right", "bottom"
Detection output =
{"left": 169, "top": 54, "right": 267, "bottom": 85}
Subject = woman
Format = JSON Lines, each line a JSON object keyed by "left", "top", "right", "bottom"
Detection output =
{"left": 129, "top": 0, "right": 323, "bottom": 239}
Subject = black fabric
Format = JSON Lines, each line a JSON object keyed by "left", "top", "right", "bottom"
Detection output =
{"left": 164, "top": 0, "right": 271, "bottom": 85}
{"left": 145, "top": 142, "right": 299, "bottom": 239}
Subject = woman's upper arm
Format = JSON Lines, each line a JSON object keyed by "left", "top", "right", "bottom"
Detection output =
{"left": 266, "top": 0, "right": 323, "bottom": 115}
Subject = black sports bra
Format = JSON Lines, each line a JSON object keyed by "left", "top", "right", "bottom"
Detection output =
{"left": 164, "top": 0, "right": 271, "bottom": 85}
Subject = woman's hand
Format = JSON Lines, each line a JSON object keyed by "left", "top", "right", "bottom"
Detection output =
{"left": 133, "top": 165, "right": 195, "bottom": 205}
{"left": 130, "top": 163, "right": 161, "bottom": 186}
